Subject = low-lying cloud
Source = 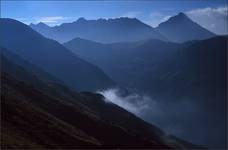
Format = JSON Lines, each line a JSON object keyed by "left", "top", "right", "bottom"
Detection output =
{"left": 97, "top": 88, "right": 227, "bottom": 148}
{"left": 98, "top": 88, "right": 150, "bottom": 115}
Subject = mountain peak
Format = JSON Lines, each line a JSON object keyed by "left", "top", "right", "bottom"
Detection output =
{"left": 168, "top": 12, "right": 191, "bottom": 23}
{"left": 38, "top": 22, "right": 49, "bottom": 27}
{"left": 77, "top": 17, "right": 87, "bottom": 22}
{"left": 29, "top": 16, "right": 165, "bottom": 43}
{"left": 37, "top": 22, "right": 47, "bottom": 25}
{"left": 30, "top": 22, "right": 50, "bottom": 28}
{"left": 156, "top": 12, "right": 193, "bottom": 30}
{"left": 177, "top": 12, "right": 187, "bottom": 17}
{"left": 156, "top": 12, "right": 215, "bottom": 42}
{"left": 108, "top": 17, "right": 140, "bottom": 23}
{"left": 75, "top": 17, "right": 140, "bottom": 23}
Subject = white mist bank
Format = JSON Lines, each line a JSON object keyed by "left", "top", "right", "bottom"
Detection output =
{"left": 97, "top": 88, "right": 222, "bottom": 148}
{"left": 97, "top": 88, "right": 163, "bottom": 117}
{"left": 98, "top": 88, "right": 201, "bottom": 136}
{"left": 98, "top": 89, "right": 149, "bottom": 115}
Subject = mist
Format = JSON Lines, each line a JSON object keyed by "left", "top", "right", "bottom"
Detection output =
{"left": 98, "top": 89, "right": 151, "bottom": 116}
{"left": 98, "top": 88, "right": 227, "bottom": 148}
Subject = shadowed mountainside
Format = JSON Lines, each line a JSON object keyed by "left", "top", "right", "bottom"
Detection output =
{"left": 0, "top": 47, "right": 203, "bottom": 149}
{"left": 0, "top": 18, "right": 115, "bottom": 91}
{"left": 64, "top": 38, "right": 181, "bottom": 86}
{"left": 64, "top": 36, "right": 227, "bottom": 148}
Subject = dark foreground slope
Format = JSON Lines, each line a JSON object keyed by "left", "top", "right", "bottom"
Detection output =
{"left": 0, "top": 18, "right": 115, "bottom": 91}
{"left": 1, "top": 73, "right": 101, "bottom": 149}
{"left": 1, "top": 48, "right": 200, "bottom": 149}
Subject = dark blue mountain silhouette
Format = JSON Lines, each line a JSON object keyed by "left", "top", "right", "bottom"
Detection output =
{"left": 64, "top": 36, "right": 227, "bottom": 148}
{"left": 64, "top": 37, "right": 181, "bottom": 85}
{"left": 156, "top": 12, "right": 215, "bottom": 42}
{"left": 1, "top": 46, "right": 203, "bottom": 149}
{"left": 30, "top": 17, "right": 166, "bottom": 43}
{"left": 0, "top": 18, "right": 115, "bottom": 91}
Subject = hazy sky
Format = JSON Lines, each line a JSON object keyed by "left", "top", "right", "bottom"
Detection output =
{"left": 1, "top": 1, "right": 227, "bottom": 34}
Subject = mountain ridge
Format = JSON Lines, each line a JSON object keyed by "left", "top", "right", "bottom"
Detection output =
{"left": 64, "top": 36, "right": 181, "bottom": 85}
{"left": 1, "top": 48, "right": 203, "bottom": 149}
{"left": 30, "top": 17, "right": 167, "bottom": 43}
{"left": 156, "top": 12, "right": 216, "bottom": 42}
{"left": 0, "top": 18, "right": 115, "bottom": 91}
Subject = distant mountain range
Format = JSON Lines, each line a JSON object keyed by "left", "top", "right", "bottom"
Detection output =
{"left": 30, "top": 12, "right": 215, "bottom": 43}
{"left": 30, "top": 17, "right": 166, "bottom": 43}
{"left": 0, "top": 18, "right": 115, "bottom": 91}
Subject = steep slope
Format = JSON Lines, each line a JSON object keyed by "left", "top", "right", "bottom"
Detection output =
{"left": 0, "top": 49, "right": 196, "bottom": 149}
{"left": 138, "top": 36, "right": 227, "bottom": 99}
{"left": 1, "top": 48, "right": 63, "bottom": 85}
{"left": 0, "top": 18, "right": 115, "bottom": 91}
{"left": 64, "top": 36, "right": 227, "bottom": 148}
{"left": 1, "top": 73, "right": 101, "bottom": 149}
{"left": 136, "top": 36, "right": 227, "bottom": 148}
{"left": 156, "top": 12, "right": 215, "bottom": 43}
{"left": 30, "top": 17, "right": 166, "bottom": 43}
{"left": 64, "top": 37, "right": 181, "bottom": 85}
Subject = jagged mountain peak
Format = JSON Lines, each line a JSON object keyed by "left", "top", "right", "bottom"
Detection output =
{"left": 158, "top": 12, "right": 194, "bottom": 27}
{"left": 177, "top": 12, "right": 188, "bottom": 17}
{"left": 30, "top": 22, "right": 50, "bottom": 29}
{"left": 71, "top": 17, "right": 144, "bottom": 26}
{"left": 0, "top": 18, "right": 115, "bottom": 91}
{"left": 156, "top": 12, "right": 215, "bottom": 42}
{"left": 76, "top": 17, "right": 87, "bottom": 22}
{"left": 30, "top": 16, "right": 165, "bottom": 43}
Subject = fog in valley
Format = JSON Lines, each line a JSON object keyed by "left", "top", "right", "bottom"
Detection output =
{"left": 98, "top": 88, "right": 227, "bottom": 148}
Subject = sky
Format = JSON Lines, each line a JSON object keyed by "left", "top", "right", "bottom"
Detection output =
{"left": 1, "top": 1, "right": 227, "bottom": 35}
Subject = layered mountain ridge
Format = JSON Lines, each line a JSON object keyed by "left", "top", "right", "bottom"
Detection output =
{"left": 0, "top": 18, "right": 115, "bottom": 91}
{"left": 64, "top": 35, "right": 227, "bottom": 148}
{"left": 30, "top": 17, "right": 166, "bottom": 43}
{"left": 1, "top": 47, "right": 202, "bottom": 149}
{"left": 1, "top": 10, "right": 226, "bottom": 149}
{"left": 30, "top": 12, "right": 215, "bottom": 43}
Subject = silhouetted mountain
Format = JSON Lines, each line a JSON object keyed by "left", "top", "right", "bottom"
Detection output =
{"left": 138, "top": 36, "right": 227, "bottom": 100}
{"left": 1, "top": 47, "right": 202, "bottom": 149}
{"left": 64, "top": 37, "right": 181, "bottom": 85}
{"left": 136, "top": 36, "right": 227, "bottom": 148}
{"left": 156, "top": 12, "right": 215, "bottom": 42}
{"left": 30, "top": 17, "right": 166, "bottom": 43}
{"left": 64, "top": 36, "right": 227, "bottom": 148}
{"left": 0, "top": 18, "right": 115, "bottom": 91}
{"left": 1, "top": 48, "right": 63, "bottom": 85}
{"left": 31, "top": 22, "right": 50, "bottom": 29}
{"left": 64, "top": 36, "right": 227, "bottom": 103}
{"left": 30, "top": 22, "right": 51, "bottom": 34}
